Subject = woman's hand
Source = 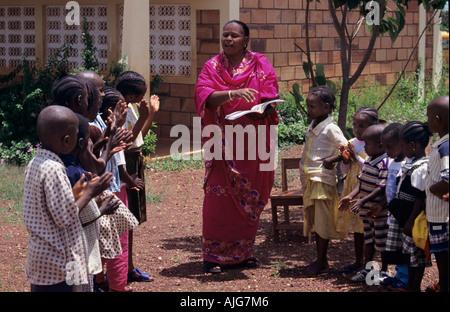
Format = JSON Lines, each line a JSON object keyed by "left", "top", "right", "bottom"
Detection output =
{"left": 230, "top": 88, "right": 258, "bottom": 102}
{"left": 246, "top": 103, "right": 275, "bottom": 121}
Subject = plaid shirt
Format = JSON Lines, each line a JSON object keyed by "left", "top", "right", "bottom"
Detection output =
{"left": 22, "top": 149, "right": 88, "bottom": 285}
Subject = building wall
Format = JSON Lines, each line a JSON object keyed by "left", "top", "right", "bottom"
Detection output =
{"left": 0, "top": 0, "right": 437, "bottom": 139}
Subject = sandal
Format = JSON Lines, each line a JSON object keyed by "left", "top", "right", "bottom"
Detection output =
{"left": 203, "top": 260, "right": 222, "bottom": 274}
{"left": 350, "top": 269, "right": 369, "bottom": 282}
{"left": 127, "top": 267, "right": 153, "bottom": 282}
{"left": 338, "top": 264, "right": 362, "bottom": 275}
{"left": 380, "top": 276, "right": 397, "bottom": 286}
{"left": 304, "top": 262, "right": 329, "bottom": 276}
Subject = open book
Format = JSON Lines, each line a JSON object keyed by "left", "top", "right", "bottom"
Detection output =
{"left": 224, "top": 99, "right": 285, "bottom": 120}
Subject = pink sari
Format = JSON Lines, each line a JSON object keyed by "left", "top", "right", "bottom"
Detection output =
{"left": 194, "top": 51, "right": 279, "bottom": 265}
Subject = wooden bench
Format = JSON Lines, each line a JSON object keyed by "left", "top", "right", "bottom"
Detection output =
{"left": 270, "top": 157, "right": 304, "bottom": 242}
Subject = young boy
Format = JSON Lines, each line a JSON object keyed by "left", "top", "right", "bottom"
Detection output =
{"left": 425, "top": 95, "right": 449, "bottom": 293}
{"left": 339, "top": 124, "right": 389, "bottom": 282}
{"left": 380, "top": 123, "right": 409, "bottom": 289}
{"left": 22, "top": 106, "right": 89, "bottom": 292}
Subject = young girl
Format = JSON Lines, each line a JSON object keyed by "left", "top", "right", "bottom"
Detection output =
{"left": 299, "top": 86, "right": 348, "bottom": 275}
{"left": 337, "top": 107, "right": 379, "bottom": 275}
{"left": 390, "top": 121, "right": 431, "bottom": 292}
{"left": 115, "top": 71, "right": 159, "bottom": 282}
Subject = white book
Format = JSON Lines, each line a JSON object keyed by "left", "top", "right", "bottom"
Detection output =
{"left": 224, "top": 99, "right": 285, "bottom": 120}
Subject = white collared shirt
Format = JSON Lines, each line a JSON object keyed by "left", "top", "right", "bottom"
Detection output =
{"left": 300, "top": 116, "right": 348, "bottom": 186}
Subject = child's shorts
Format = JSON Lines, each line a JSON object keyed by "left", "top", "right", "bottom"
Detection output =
{"left": 362, "top": 214, "right": 389, "bottom": 252}
{"left": 429, "top": 222, "right": 449, "bottom": 253}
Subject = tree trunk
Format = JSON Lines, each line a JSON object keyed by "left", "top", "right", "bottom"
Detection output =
{"left": 338, "top": 84, "right": 350, "bottom": 131}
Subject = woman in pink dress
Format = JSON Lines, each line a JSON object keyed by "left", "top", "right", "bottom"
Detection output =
{"left": 194, "top": 20, "right": 279, "bottom": 273}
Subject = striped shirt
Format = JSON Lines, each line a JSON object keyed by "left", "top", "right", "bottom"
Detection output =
{"left": 300, "top": 116, "right": 348, "bottom": 186}
{"left": 357, "top": 153, "right": 389, "bottom": 216}
{"left": 426, "top": 134, "right": 449, "bottom": 223}
{"left": 22, "top": 149, "right": 88, "bottom": 286}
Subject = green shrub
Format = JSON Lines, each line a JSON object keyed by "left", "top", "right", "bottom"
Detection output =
{"left": 276, "top": 92, "right": 309, "bottom": 145}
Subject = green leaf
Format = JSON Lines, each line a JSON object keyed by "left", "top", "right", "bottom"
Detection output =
{"left": 315, "top": 63, "right": 327, "bottom": 86}
{"left": 302, "top": 61, "right": 310, "bottom": 79}
{"left": 315, "top": 63, "right": 325, "bottom": 78}
{"left": 292, "top": 83, "right": 304, "bottom": 104}
{"left": 326, "top": 80, "right": 337, "bottom": 93}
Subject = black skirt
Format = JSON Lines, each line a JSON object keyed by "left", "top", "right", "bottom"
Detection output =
{"left": 125, "top": 149, "right": 147, "bottom": 224}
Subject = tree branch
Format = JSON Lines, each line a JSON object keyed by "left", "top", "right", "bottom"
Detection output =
{"left": 328, "top": 0, "right": 349, "bottom": 81}
{"left": 305, "top": 0, "right": 317, "bottom": 87}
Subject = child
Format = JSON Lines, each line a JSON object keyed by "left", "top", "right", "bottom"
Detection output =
{"left": 60, "top": 113, "right": 121, "bottom": 292}
{"left": 425, "top": 95, "right": 449, "bottom": 292}
{"left": 391, "top": 121, "right": 430, "bottom": 292}
{"left": 299, "top": 86, "right": 348, "bottom": 275}
{"left": 380, "top": 123, "right": 409, "bottom": 290}
{"left": 339, "top": 124, "right": 389, "bottom": 282}
{"left": 92, "top": 87, "right": 145, "bottom": 292}
{"left": 115, "top": 71, "right": 159, "bottom": 282}
{"left": 337, "top": 106, "right": 379, "bottom": 275}
{"left": 22, "top": 105, "right": 89, "bottom": 292}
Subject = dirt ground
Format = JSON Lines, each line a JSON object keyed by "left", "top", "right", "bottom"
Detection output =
{"left": 0, "top": 144, "right": 440, "bottom": 294}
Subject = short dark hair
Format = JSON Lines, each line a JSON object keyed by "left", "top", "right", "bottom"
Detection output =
{"left": 381, "top": 122, "right": 402, "bottom": 141}
{"left": 363, "top": 124, "right": 385, "bottom": 143}
{"left": 115, "top": 70, "right": 146, "bottom": 96}
{"left": 224, "top": 20, "right": 250, "bottom": 37}
{"left": 400, "top": 121, "right": 431, "bottom": 148}
{"left": 308, "top": 86, "right": 336, "bottom": 112}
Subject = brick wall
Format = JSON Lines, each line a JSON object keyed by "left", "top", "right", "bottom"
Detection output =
{"left": 152, "top": 1, "right": 435, "bottom": 138}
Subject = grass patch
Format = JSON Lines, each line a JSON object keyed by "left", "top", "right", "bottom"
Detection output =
{"left": 146, "top": 154, "right": 204, "bottom": 172}
{"left": 0, "top": 165, "right": 25, "bottom": 224}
